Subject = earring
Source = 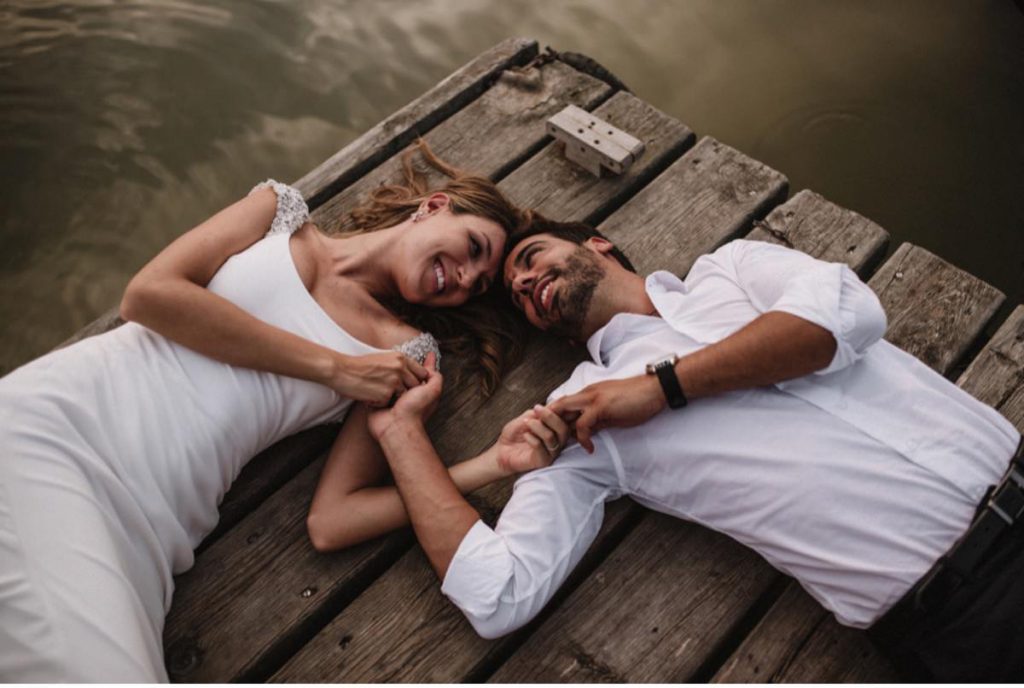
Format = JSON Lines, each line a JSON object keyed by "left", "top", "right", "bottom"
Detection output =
{"left": 411, "top": 209, "right": 426, "bottom": 222}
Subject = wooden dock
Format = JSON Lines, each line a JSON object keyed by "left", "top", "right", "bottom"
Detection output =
{"left": 63, "top": 38, "right": 1024, "bottom": 682}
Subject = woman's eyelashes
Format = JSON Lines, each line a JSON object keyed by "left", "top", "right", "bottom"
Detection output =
{"left": 469, "top": 235, "right": 482, "bottom": 259}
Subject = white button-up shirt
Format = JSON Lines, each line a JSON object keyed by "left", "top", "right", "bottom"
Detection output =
{"left": 441, "top": 240, "right": 1020, "bottom": 639}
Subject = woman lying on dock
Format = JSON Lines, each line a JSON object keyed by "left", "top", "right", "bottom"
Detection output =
{"left": 0, "top": 143, "right": 565, "bottom": 682}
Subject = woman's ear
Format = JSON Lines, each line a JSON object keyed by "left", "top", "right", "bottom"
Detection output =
{"left": 422, "top": 192, "right": 451, "bottom": 215}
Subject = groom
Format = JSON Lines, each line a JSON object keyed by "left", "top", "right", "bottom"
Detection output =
{"left": 367, "top": 217, "right": 1023, "bottom": 682}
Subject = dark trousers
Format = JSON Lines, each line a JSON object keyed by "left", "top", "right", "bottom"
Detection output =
{"left": 869, "top": 485, "right": 1024, "bottom": 682}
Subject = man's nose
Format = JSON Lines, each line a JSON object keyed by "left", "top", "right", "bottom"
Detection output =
{"left": 511, "top": 270, "right": 534, "bottom": 295}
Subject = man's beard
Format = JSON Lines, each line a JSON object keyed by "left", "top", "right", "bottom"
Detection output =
{"left": 547, "top": 247, "right": 605, "bottom": 340}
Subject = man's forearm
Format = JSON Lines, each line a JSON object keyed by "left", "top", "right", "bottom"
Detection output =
{"left": 675, "top": 311, "right": 836, "bottom": 401}
{"left": 376, "top": 420, "right": 482, "bottom": 579}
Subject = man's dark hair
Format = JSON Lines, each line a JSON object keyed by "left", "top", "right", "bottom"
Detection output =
{"left": 505, "top": 214, "right": 637, "bottom": 273}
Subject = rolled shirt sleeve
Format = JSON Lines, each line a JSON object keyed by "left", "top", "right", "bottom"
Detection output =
{"left": 722, "top": 240, "right": 887, "bottom": 375}
{"left": 440, "top": 442, "right": 620, "bottom": 639}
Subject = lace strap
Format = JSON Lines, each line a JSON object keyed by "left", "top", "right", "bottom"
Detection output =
{"left": 394, "top": 332, "right": 441, "bottom": 367}
{"left": 249, "top": 179, "right": 310, "bottom": 236}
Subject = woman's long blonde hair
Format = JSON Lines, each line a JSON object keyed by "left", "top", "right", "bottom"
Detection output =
{"left": 340, "top": 140, "right": 528, "bottom": 397}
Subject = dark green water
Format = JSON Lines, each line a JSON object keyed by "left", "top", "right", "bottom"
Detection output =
{"left": 2, "top": 0, "right": 1023, "bottom": 375}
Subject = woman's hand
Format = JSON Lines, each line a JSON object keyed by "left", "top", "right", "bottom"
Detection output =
{"left": 495, "top": 404, "right": 573, "bottom": 475}
{"left": 367, "top": 353, "right": 442, "bottom": 441}
{"left": 329, "top": 351, "right": 430, "bottom": 407}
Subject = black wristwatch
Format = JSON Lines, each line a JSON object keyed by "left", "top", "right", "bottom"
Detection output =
{"left": 646, "top": 354, "right": 688, "bottom": 409}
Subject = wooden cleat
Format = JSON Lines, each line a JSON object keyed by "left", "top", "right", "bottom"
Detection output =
{"left": 547, "top": 104, "right": 645, "bottom": 176}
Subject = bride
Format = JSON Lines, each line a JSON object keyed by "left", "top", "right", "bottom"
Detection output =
{"left": 0, "top": 144, "right": 570, "bottom": 682}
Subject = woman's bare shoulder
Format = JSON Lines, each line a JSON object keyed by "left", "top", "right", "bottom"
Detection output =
{"left": 380, "top": 320, "right": 423, "bottom": 349}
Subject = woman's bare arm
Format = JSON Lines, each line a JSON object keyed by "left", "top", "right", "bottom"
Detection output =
{"left": 119, "top": 188, "right": 424, "bottom": 405}
{"left": 306, "top": 399, "right": 571, "bottom": 552}
{"left": 306, "top": 404, "right": 511, "bottom": 552}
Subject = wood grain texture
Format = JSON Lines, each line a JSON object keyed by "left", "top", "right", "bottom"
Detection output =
{"left": 163, "top": 455, "right": 413, "bottom": 682}
{"left": 775, "top": 611, "right": 899, "bottom": 683}
{"left": 55, "top": 307, "right": 123, "bottom": 348}
{"left": 272, "top": 499, "right": 637, "bottom": 683}
{"left": 500, "top": 90, "right": 695, "bottom": 224}
{"left": 310, "top": 59, "right": 612, "bottom": 233}
{"left": 712, "top": 584, "right": 827, "bottom": 682}
{"left": 202, "top": 424, "right": 339, "bottom": 549}
{"left": 713, "top": 243, "right": 1007, "bottom": 684}
{"left": 488, "top": 514, "right": 779, "bottom": 683}
{"left": 957, "top": 306, "right": 1024, "bottom": 427}
{"left": 599, "top": 136, "right": 789, "bottom": 276}
{"left": 294, "top": 37, "right": 538, "bottom": 209}
{"left": 869, "top": 243, "right": 1005, "bottom": 373}
{"left": 748, "top": 189, "right": 889, "bottom": 276}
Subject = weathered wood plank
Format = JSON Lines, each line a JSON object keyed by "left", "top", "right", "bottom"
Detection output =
{"left": 269, "top": 140, "right": 789, "bottom": 683}
{"left": 164, "top": 455, "right": 413, "bottom": 682}
{"left": 294, "top": 37, "right": 538, "bottom": 209}
{"left": 958, "top": 306, "right": 1024, "bottom": 425}
{"left": 778, "top": 612, "right": 898, "bottom": 683}
{"left": 500, "top": 90, "right": 695, "bottom": 224}
{"left": 868, "top": 243, "right": 1005, "bottom": 373}
{"left": 600, "top": 136, "right": 789, "bottom": 276}
{"left": 271, "top": 499, "right": 638, "bottom": 683}
{"left": 712, "top": 245, "right": 1007, "bottom": 684}
{"left": 488, "top": 515, "right": 778, "bottom": 683}
{"left": 200, "top": 424, "right": 338, "bottom": 549}
{"left": 56, "top": 308, "right": 125, "bottom": 349}
{"left": 310, "top": 59, "right": 613, "bottom": 234}
{"left": 490, "top": 191, "right": 893, "bottom": 684}
{"left": 712, "top": 584, "right": 827, "bottom": 683}
{"left": 164, "top": 63, "right": 690, "bottom": 683}
{"left": 748, "top": 189, "right": 889, "bottom": 276}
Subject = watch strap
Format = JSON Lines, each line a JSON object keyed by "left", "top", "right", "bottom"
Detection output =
{"left": 654, "top": 360, "right": 688, "bottom": 409}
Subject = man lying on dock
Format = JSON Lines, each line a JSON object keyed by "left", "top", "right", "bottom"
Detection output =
{"left": 366, "top": 217, "right": 1023, "bottom": 683}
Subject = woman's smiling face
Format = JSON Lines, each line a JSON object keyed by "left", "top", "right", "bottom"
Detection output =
{"left": 395, "top": 194, "right": 507, "bottom": 308}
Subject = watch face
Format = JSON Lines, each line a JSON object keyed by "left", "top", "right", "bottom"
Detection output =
{"left": 646, "top": 355, "right": 677, "bottom": 374}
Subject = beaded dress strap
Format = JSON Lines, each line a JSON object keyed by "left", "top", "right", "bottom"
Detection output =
{"left": 394, "top": 332, "right": 441, "bottom": 367}
{"left": 249, "top": 179, "right": 310, "bottom": 236}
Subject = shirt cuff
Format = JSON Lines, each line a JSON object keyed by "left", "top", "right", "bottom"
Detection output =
{"left": 440, "top": 519, "right": 514, "bottom": 619}
{"left": 770, "top": 262, "right": 874, "bottom": 375}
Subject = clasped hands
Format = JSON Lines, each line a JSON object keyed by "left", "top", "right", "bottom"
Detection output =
{"left": 368, "top": 354, "right": 666, "bottom": 471}
{"left": 507, "top": 373, "right": 667, "bottom": 457}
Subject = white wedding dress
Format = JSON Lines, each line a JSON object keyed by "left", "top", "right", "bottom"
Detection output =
{"left": 0, "top": 182, "right": 438, "bottom": 681}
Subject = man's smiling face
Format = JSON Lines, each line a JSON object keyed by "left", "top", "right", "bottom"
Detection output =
{"left": 503, "top": 233, "right": 608, "bottom": 339}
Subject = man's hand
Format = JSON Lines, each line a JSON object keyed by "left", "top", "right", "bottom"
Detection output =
{"left": 367, "top": 352, "right": 442, "bottom": 442}
{"left": 496, "top": 405, "right": 573, "bottom": 474}
{"left": 549, "top": 374, "right": 665, "bottom": 453}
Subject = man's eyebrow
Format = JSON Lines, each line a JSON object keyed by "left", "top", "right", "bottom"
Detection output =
{"left": 512, "top": 240, "right": 544, "bottom": 269}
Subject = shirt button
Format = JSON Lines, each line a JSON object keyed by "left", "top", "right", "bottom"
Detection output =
{"left": 905, "top": 439, "right": 919, "bottom": 452}
{"left": 836, "top": 400, "right": 849, "bottom": 410}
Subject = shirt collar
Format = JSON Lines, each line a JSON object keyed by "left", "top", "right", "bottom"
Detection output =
{"left": 645, "top": 270, "right": 687, "bottom": 306}
{"left": 585, "top": 271, "right": 683, "bottom": 364}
